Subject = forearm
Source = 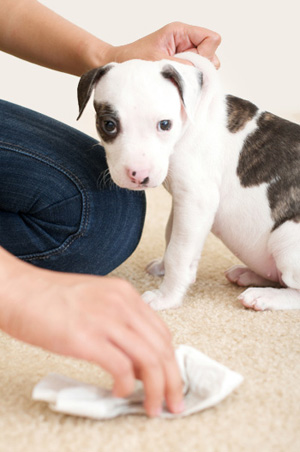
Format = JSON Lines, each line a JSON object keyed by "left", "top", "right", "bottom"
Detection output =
{"left": 0, "top": 0, "right": 112, "bottom": 75}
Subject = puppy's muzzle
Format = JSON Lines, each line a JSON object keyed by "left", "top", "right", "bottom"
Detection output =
{"left": 127, "top": 168, "right": 150, "bottom": 186}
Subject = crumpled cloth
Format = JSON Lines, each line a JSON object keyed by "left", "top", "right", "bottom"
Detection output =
{"left": 32, "top": 345, "right": 243, "bottom": 419}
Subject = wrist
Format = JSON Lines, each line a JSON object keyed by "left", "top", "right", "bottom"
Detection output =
{"left": 0, "top": 247, "right": 35, "bottom": 333}
{"left": 79, "top": 36, "right": 116, "bottom": 73}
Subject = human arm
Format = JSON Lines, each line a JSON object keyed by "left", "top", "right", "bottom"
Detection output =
{"left": 0, "top": 246, "right": 183, "bottom": 417}
{"left": 0, "top": 0, "right": 114, "bottom": 75}
{"left": 0, "top": 0, "right": 221, "bottom": 75}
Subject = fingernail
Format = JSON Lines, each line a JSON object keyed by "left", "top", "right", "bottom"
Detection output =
{"left": 172, "top": 400, "right": 185, "bottom": 413}
{"left": 148, "top": 406, "right": 162, "bottom": 418}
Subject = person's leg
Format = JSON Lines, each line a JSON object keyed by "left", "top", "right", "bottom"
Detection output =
{"left": 0, "top": 100, "right": 146, "bottom": 275}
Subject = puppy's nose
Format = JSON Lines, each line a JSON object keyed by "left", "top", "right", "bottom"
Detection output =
{"left": 127, "top": 168, "right": 150, "bottom": 185}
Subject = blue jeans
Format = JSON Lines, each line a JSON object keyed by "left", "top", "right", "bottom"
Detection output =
{"left": 0, "top": 100, "right": 146, "bottom": 274}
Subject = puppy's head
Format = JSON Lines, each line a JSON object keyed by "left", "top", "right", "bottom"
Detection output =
{"left": 77, "top": 58, "right": 204, "bottom": 189}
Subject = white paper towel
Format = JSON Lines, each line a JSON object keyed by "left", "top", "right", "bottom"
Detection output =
{"left": 32, "top": 345, "right": 243, "bottom": 419}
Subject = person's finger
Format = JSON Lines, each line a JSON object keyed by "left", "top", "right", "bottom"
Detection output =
{"left": 210, "top": 53, "right": 221, "bottom": 69}
{"left": 107, "top": 291, "right": 184, "bottom": 415}
{"left": 133, "top": 343, "right": 184, "bottom": 414}
{"left": 157, "top": 50, "right": 220, "bottom": 69}
{"left": 187, "top": 26, "right": 221, "bottom": 54}
{"left": 170, "top": 24, "right": 220, "bottom": 51}
{"left": 126, "top": 310, "right": 184, "bottom": 413}
{"left": 107, "top": 323, "right": 169, "bottom": 416}
{"left": 170, "top": 24, "right": 221, "bottom": 68}
{"left": 160, "top": 28, "right": 221, "bottom": 68}
{"left": 196, "top": 34, "right": 221, "bottom": 60}
{"left": 70, "top": 331, "right": 137, "bottom": 398}
{"left": 133, "top": 346, "right": 184, "bottom": 416}
{"left": 162, "top": 350, "right": 184, "bottom": 414}
{"left": 164, "top": 54, "right": 194, "bottom": 66}
{"left": 140, "top": 356, "right": 165, "bottom": 417}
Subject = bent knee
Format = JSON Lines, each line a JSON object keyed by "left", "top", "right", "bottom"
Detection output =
{"left": 0, "top": 148, "right": 84, "bottom": 258}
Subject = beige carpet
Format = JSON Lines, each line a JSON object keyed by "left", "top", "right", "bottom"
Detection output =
{"left": 0, "top": 186, "right": 299, "bottom": 452}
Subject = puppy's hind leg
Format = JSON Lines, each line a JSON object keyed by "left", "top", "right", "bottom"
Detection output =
{"left": 238, "top": 221, "right": 300, "bottom": 310}
{"left": 270, "top": 220, "right": 300, "bottom": 290}
{"left": 225, "top": 265, "right": 278, "bottom": 287}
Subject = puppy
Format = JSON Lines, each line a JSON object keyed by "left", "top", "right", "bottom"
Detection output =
{"left": 77, "top": 52, "right": 300, "bottom": 311}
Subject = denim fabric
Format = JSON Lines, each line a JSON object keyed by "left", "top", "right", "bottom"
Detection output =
{"left": 0, "top": 100, "right": 146, "bottom": 275}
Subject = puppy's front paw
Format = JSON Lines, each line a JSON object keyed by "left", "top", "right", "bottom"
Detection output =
{"left": 142, "top": 289, "right": 181, "bottom": 311}
{"left": 145, "top": 259, "right": 165, "bottom": 277}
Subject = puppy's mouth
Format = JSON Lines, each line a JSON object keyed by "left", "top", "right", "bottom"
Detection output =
{"left": 120, "top": 180, "right": 157, "bottom": 191}
{"left": 129, "top": 178, "right": 153, "bottom": 190}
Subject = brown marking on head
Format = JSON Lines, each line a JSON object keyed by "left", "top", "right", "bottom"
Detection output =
{"left": 77, "top": 65, "right": 114, "bottom": 120}
{"left": 94, "top": 102, "right": 121, "bottom": 143}
{"left": 161, "top": 65, "right": 185, "bottom": 105}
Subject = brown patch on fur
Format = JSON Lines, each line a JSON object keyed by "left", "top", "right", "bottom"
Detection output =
{"left": 161, "top": 65, "right": 185, "bottom": 105}
{"left": 77, "top": 65, "right": 113, "bottom": 120}
{"left": 237, "top": 111, "right": 300, "bottom": 229}
{"left": 94, "top": 102, "right": 121, "bottom": 143}
{"left": 226, "top": 95, "right": 258, "bottom": 133}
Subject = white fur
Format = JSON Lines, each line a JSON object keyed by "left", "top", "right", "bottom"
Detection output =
{"left": 92, "top": 53, "right": 300, "bottom": 311}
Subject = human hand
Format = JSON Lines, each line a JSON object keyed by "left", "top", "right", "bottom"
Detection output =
{"left": 107, "top": 22, "right": 221, "bottom": 68}
{"left": 0, "top": 1, "right": 220, "bottom": 74}
{"left": 0, "top": 249, "right": 183, "bottom": 417}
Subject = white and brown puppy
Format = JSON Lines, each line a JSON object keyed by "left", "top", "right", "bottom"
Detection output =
{"left": 77, "top": 53, "right": 300, "bottom": 311}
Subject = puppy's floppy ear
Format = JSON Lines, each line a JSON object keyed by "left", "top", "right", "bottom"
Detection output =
{"left": 77, "top": 65, "right": 114, "bottom": 120}
{"left": 161, "top": 65, "right": 185, "bottom": 106}
{"left": 161, "top": 62, "right": 203, "bottom": 120}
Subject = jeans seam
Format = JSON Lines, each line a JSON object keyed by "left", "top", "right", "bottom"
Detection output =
{"left": 0, "top": 140, "right": 90, "bottom": 261}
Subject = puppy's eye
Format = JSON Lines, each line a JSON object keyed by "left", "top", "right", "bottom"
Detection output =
{"left": 102, "top": 119, "right": 117, "bottom": 135}
{"left": 157, "top": 120, "right": 172, "bottom": 131}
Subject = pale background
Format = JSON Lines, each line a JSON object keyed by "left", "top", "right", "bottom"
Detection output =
{"left": 0, "top": 4, "right": 299, "bottom": 450}
{"left": 0, "top": 0, "right": 299, "bottom": 135}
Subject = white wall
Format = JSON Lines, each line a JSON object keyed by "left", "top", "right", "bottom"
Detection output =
{"left": 0, "top": 0, "right": 299, "bottom": 136}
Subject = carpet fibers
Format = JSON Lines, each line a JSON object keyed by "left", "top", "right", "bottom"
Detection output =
{"left": 0, "top": 186, "right": 299, "bottom": 452}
